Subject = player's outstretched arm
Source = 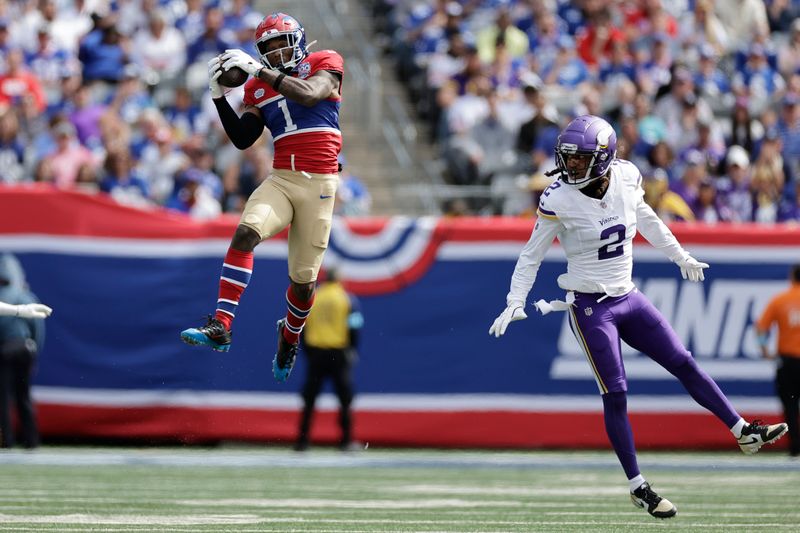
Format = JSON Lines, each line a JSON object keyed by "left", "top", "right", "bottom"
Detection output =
{"left": 0, "top": 302, "right": 53, "bottom": 318}
{"left": 489, "top": 214, "right": 561, "bottom": 337}
{"left": 635, "top": 189, "right": 708, "bottom": 281}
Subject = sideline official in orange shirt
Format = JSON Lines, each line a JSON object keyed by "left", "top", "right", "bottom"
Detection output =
{"left": 756, "top": 264, "right": 800, "bottom": 457}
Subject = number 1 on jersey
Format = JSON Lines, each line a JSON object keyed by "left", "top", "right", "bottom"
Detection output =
{"left": 278, "top": 99, "right": 298, "bottom": 133}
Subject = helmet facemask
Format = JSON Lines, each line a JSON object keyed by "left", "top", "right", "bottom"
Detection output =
{"left": 256, "top": 29, "right": 305, "bottom": 72}
{"left": 556, "top": 146, "right": 608, "bottom": 187}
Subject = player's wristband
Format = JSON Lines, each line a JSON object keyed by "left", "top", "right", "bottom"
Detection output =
{"left": 272, "top": 73, "right": 286, "bottom": 90}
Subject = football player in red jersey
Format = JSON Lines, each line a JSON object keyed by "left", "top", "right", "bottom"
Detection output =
{"left": 181, "top": 12, "right": 344, "bottom": 383}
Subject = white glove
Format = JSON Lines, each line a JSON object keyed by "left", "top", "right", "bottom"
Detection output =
{"left": 220, "top": 48, "right": 263, "bottom": 77}
{"left": 16, "top": 303, "right": 53, "bottom": 319}
{"left": 489, "top": 303, "right": 527, "bottom": 338}
{"left": 208, "top": 56, "right": 224, "bottom": 98}
{"left": 675, "top": 256, "right": 709, "bottom": 282}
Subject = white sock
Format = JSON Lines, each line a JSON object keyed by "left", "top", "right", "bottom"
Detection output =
{"left": 731, "top": 418, "right": 747, "bottom": 438}
{"left": 628, "top": 474, "right": 646, "bottom": 492}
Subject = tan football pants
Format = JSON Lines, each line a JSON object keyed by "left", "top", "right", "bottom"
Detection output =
{"left": 239, "top": 168, "right": 339, "bottom": 284}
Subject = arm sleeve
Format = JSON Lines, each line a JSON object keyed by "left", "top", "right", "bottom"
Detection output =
{"left": 636, "top": 192, "right": 689, "bottom": 262}
{"left": 507, "top": 216, "right": 562, "bottom": 306}
{"left": 212, "top": 97, "right": 264, "bottom": 150}
{"left": 0, "top": 301, "right": 17, "bottom": 316}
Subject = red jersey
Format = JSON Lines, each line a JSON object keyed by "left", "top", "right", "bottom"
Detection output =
{"left": 243, "top": 50, "right": 344, "bottom": 174}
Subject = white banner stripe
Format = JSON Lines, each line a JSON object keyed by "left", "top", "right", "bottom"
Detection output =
{"left": 0, "top": 236, "right": 288, "bottom": 259}
{"left": 30, "top": 387, "right": 781, "bottom": 414}
{"left": 438, "top": 243, "right": 800, "bottom": 263}
{"left": 220, "top": 276, "right": 247, "bottom": 287}
{"left": 222, "top": 263, "right": 252, "bottom": 274}
{"left": 217, "top": 298, "right": 238, "bottom": 305}
{"left": 551, "top": 358, "right": 776, "bottom": 381}
{"left": 1, "top": 235, "right": 794, "bottom": 265}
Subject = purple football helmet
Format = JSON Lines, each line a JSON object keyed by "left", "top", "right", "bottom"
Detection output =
{"left": 555, "top": 115, "right": 617, "bottom": 186}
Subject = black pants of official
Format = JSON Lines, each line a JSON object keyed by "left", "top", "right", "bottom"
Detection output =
{"left": 777, "top": 356, "right": 800, "bottom": 456}
{"left": 297, "top": 347, "right": 354, "bottom": 448}
{"left": 0, "top": 340, "right": 39, "bottom": 449}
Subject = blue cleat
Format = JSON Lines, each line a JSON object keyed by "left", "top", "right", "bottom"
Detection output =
{"left": 180, "top": 316, "right": 231, "bottom": 352}
{"left": 272, "top": 318, "right": 298, "bottom": 383}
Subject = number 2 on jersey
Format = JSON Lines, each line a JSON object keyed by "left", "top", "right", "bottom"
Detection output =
{"left": 598, "top": 224, "right": 625, "bottom": 260}
{"left": 278, "top": 99, "right": 298, "bottom": 133}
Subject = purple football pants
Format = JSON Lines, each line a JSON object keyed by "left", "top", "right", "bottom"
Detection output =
{"left": 567, "top": 289, "right": 740, "bottom": 479}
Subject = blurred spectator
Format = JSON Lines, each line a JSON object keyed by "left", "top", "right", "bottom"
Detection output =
{"left": 136, "top": 126, "right": 186, "bottom": 203}
{"left": 717, "top": 145, "right": 754, "bottom": 222}
{"left": 475, "top": 7, "right": 529, "bottom": 64}
{"left": 677, "top": 0, "right": 729, "bottom": 54}
{"left": 732, "top": 43, "right": 786, "bottom": 114}
{"left": 778, "top": 19, "right": 800, "bottom": 76}
{"left": 643, "top": 169, "right": 695, "bottom": 222}
{"left": 751, "top": 131, "right": 786, "bottom": 223}
{"left": 67, "top": 83, "right": 107, "bottom": 150}
{"left": 163, "top": 86, "right": 207, "bottom": 141}
{"left": 693, "top": 179, "right": 727, "bottom": 223}
{"left": 24, "top": 24, "right": 75, "bottom": 107}
{"left": 728, "top": 96, "right": 762, "bottom": 154}
{"left": 0, "top": 254, "right": 47, "bottom": 449}
{"left": 132, "top": 10, "right": 187, "bottom": 86}
{"left": 714, "top": 0, "right": 769, "bottom": 52}
{"left": 186, "top": 6, "right": 233, "bottom": 65}
{"left": 0, "top": 108, "right": 26, "bottom": 183}
{"left": 672, "top": 149, "right": 708, "bottom": 207}
{"left": 541, "top": 35, "right": 589, "bottom": 90}
{"left": 768, "top": 0, "right": 800, "bottom": 33}
{"left": 165, "top": 167, "right": 222, "bottom": 220}
{"left": 694, "top": 44, "right": 731, "bottom": 103}
{"left": 98, "top": 149, "right": 150, "bottom": 208}
{"left": 0, "top": 47, "right": 46, "bottom": 114}
{"left": 78, "top": 13, "right": 129, "bottom": 84}
{"left": 777, "top": 93, "right": 800, "bottom": 181}
{"left": 336, "top": 161, "right": 371, "bottom": 217}
{"left": 41, "top": 121, "right": 96, "bottom": 188}
{"left": 575, "top": 7, "right": 625, "bottom": 70}
{"left": 516, "top": 73, "right": 558, "bottom": 171}
{"left": 778, "top": 182, "right": 800, "bottom": 222}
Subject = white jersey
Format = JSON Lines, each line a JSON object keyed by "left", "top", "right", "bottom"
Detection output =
{"left": 507, "top": 159, "right": 690, "bottom": 305}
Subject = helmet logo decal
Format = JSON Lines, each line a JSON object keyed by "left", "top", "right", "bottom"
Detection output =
{"left": 560, "top": 143, "right": 578, "bottom": 154}
{"left": 596, "top": 126, "right": 613, "bottom": 149}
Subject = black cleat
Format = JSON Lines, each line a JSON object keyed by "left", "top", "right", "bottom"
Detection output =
{"left": 272, "top": 318, "right": 298, "bottom": 383}
{"left": 180, "top": 316, "right": 232, "bottom": 352}
{"left": 631, "top": 482, "right": 677, "bottom": 519}
{"left": 738, "top": 420, "right": 788, "bottom": 454}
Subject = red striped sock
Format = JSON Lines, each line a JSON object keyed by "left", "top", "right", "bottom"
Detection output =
{"left": 214, "top": 248, "right": 253, "bottom": 331}
{"left": 283, "top": 285, "right": 315, "bottom": 345}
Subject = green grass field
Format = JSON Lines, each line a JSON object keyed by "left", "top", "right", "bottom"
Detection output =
{"left": 0, "top": 447, "right": 797, "bottom": 532}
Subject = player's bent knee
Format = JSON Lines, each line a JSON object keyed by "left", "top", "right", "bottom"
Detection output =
{"left": 231, "top": 225, "right": 262, "bottom": 251}
{"left": 290, "top": 280, "right": 315, "bottom": 301}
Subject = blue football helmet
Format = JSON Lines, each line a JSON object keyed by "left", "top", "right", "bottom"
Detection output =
{"left": 554, "top": 115, "right": 617, "bottom": 186}
{"left": 254, "top": 12, "right": 309, "bottom": 72}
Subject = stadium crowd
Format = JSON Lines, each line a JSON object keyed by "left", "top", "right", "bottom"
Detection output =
{"left": 0, "top": 0, "right": 371, "bottom": 218}
{"left": 372, "top": 0, "right": 800, "bottom": 221}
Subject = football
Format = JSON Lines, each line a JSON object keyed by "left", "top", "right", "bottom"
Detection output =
{"left": 218, "top": 66, "right": 249, "bottom": 88}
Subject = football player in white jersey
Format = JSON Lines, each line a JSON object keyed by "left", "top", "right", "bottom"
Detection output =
{"left": 489, "top": 115, "right": 788, "bottom": 519}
